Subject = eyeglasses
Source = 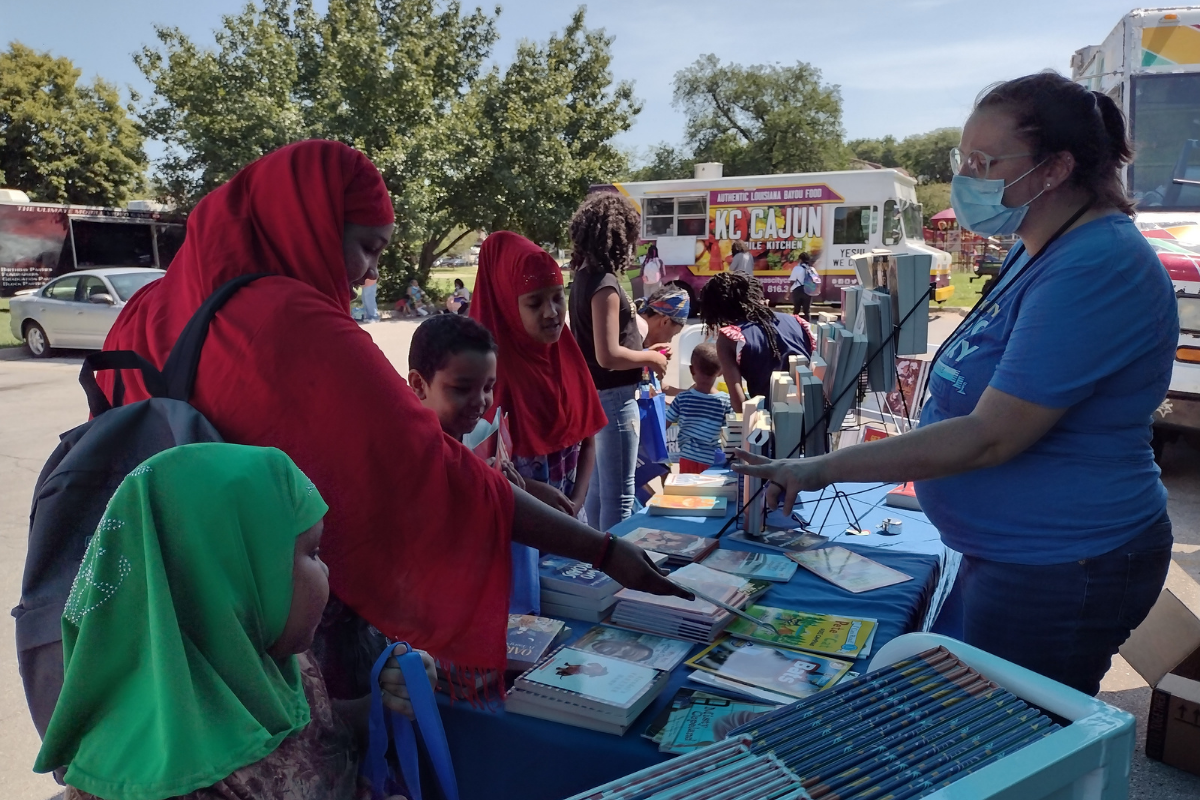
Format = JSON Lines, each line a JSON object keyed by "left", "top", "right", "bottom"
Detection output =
{"left": 949, "top": 147, "right": 1036, "bottom": 180}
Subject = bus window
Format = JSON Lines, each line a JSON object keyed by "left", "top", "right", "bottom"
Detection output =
{"left": 833, "top": 206, "right": 872, "bottom": 245}
{"left": 71, "top": 220, "right": 155, "bottom": 268}
{"left": 882, "top": 200, "right": 902, "bottom": 246}
{"left": 1130, "top": 73, "right": 1200, "bottom": 211}
{"left": 901, "top": 201, "right": 924, "bottom": 241}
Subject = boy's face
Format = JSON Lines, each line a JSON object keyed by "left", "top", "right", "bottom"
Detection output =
{"left": 517, "top": 285, "right": 566, "bottom": 344}
{"left": 409, "top": 350, "right": 498, "bottom": 438}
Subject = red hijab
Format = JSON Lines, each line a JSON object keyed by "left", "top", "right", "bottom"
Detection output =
{"left": 100, "top": 140, "right": 515, "bottom": 681}
{"left": 470, "top": 232, "right": 606, "bottom": 458}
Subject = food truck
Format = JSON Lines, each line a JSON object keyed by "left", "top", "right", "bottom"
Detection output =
{"left": 0, "top": 190, "right": 185, "bottom": 296}
{"left": 1073, "top": 6, "right": 1200, "bottom": 438}
{"left": 593, "top": 164, "right": 953, "bottom": 306}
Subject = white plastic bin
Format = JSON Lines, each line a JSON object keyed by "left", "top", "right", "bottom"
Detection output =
{"left": 868, "top": 633, "right": 1135, "bottom": 800}
{"left": 673, "top": 324, "right": 709, "bottom": 391}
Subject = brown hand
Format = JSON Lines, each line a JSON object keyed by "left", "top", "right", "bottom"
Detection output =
{"left": 601, "top": 536, "right": 694, "bottom": 600}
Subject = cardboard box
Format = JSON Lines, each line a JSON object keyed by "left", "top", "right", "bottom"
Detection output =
{"left": 1119, "top": 588, "right": 1200, "bottom": 776}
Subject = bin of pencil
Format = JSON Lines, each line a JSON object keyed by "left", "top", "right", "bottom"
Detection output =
{"left": 868, "top": 633, "right": 1134, "bottom": 800}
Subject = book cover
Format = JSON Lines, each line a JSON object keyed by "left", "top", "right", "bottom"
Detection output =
{"left": 506, "top": 614, "right": 566, "bottom": 670}
{"left": 660, "top": 693, "right": 775, "bottom": 754}
{"left": 538, "top": 555, "right": 618, "bottom": 599}
{"left": 724, "top": 605, "right": 877, "bottom": 659}
{"left": 701, "top": 549, "right": 798, "bottom": 582}
{"left": 646, "top": 495, "right": 728, "bottom": 517}
{"left": 728, "top": 529, "right": 830, "bottom": 553}
{"left": 663, "top": 473, "right": 738, "bottom": 498}
{"left": 520, "top": 647, "right": 662, "bottom": 710}
{"left": 740, "top": 578, "right": 772, "bottom": 603}
{"left": 787, "top": 546, "right": 913, "bottom": 593}
{"left": 643, "top": 687, "right": 699, "bottom": 744}
{"left": 572, "top": 626, "right": 693, "bottom": 672}
{"left": 884, "top": 481, "right": 921, "bottom": 511}
{"left": 621, "top": 527, "right": 716, "bottom": 562}
{"left": 685, "top": 638, "right": 853, "bottom": 701}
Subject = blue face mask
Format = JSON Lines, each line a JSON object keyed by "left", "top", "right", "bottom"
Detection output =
{"left": 950, "top": 159, "right": 1047, "bottom": 236}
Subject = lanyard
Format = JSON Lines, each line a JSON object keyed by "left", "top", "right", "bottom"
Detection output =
{"left": 932, "top": 199, "right": 1095, "bottom": 369}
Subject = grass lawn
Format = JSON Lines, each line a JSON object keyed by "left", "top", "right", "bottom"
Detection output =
{"left": 0, "top": 297, "right": 21, "bottom": 348}
{"left": 941, "top": 270, "right": 988, "bottom": 309}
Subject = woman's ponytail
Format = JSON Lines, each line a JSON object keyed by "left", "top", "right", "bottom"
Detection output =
{"left": 1093, "top": 91, "right": 1134, "bottom": 166}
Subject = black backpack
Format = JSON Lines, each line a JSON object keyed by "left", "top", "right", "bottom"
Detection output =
{"left": 12, "top": 273, "right": 265, "bottom": 738}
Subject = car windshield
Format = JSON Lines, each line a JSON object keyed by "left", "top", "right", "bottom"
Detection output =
{"left": 901, "top": 201, "right": 924, "bottom": 241}
{"left": 1130, "top": 73, "right": 1200, "bottom": 211}
{"left": 105, "top": 271, "right": 164, "bottom": 301}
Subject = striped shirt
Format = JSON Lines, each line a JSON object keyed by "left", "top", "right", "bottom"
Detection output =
{"left": 666, "top": 388, "right": 732, "bottom": 465}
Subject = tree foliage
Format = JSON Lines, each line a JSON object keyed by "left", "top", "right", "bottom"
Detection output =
{"left": 0, "top": 43, "right": 146, "bottom": 205}
{"left": 136, "top": 0, "right": 636, "bottom": 282}
{"left": 627, "top": 143, "right": 695, "bottom": 182}
{"left": 671, "top": 55, "right": 849, "bottom": 176}
{"left": 849, "top": 127, "right": 960, "bottom": 184}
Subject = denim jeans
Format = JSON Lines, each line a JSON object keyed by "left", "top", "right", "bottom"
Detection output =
{"left": 585, "top": 384, "right": 640, "bottom": 531}
{"left": 933, "top": 512, "right": 1173, "bottom": 695}
{"left": 361, "top": 282, "right": 378, "bottom": 320}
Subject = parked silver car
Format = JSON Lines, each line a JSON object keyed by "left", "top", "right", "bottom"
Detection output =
{"left": 8, "top": 268, "right": 165, "bottom": 357}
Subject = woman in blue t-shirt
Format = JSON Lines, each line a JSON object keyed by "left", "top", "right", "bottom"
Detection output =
{"left": 732, "top": 72, "right": 1178, "bottom": 696}
{"left": 701, "top": 272, "right": 815, "bottom": 414}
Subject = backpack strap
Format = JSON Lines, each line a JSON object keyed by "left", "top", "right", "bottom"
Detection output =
{"left": 79, "top": 351, "right": 169, "bottom": 417}
{"left": 161, "top": 273, "right": 270, "bottom": 401}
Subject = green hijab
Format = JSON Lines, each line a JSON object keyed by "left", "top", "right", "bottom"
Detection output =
{"left": 35, "top": 443, "right": 329, "bottom": 800}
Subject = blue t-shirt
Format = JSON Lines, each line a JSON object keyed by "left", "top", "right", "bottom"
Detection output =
{"left": 915, "top": 215, "right": 1177, "bottom": 564}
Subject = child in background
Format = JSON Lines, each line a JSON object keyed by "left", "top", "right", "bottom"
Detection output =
{"left": 666, "top": 342, "right": 732, "bottom": 474}
{"left": 470, "top": 232, "right": 608, "bottom": 614}
{"left": 636, "top": 285, "right": 690, "bottom": 351}
{"left": 408, "top": 314, "right": 499, "bottom": 441}
{"left": 407, "top": 279, "right": 430, "bottom": 316}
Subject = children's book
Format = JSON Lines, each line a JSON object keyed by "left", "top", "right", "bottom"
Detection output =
{"left": 663, "top": 472, "right": 738, "bottom": 498}
{"left": 740, "top": 578, "right": 772, "bottom": 604}
{"left": 516, "top": 647, "right": 665, "bottom": 712}
{"left": 786, "top": 546, "right": 913, "bottom": 593}
{"left": 701, "top": 549, "right": 798, "bottom": 582}
{"left": 538, "top": 555, "right": 619, "bottom": 600}
{"left": 724, "top": 606, "right": 878, "bottom": 659}
{"left": 506, "top": 614, "right": 567, "bottom": 672}
{"left": 884, "top": 481, "right": 921, "bottom": 511}
{"left": 659, "top": 692, "right": 775, "bottom": 754}
{"left": 646, "top": 495, "right": 728, "bottom": 517}
{"left": 620, "top": 527, "right": 718, "bottom": 565}
{"left": 727, "top": 529, "right": 830, "bottom": 553}
{"left": 572, "top": 626, "right": 693, "bottom": 672}
{"left": 685, "top": 637, "right": 853, "bottom": 701}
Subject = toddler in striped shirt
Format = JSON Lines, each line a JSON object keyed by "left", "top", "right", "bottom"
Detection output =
{"left": 666, "top": 343, "right": 732, "bottom": 473}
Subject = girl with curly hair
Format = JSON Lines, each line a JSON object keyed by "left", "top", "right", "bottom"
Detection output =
{"left": 700, "top": 271, "right": 814, "bottom": 414}
{"left": 567, "top": 193, "right": 668, "bottom": 530}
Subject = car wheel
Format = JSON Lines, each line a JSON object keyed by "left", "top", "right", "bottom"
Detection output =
{"left": 24, "top": 322, "right": 52, "bottom": 358}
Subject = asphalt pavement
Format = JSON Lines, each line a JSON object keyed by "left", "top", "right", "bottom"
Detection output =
{"left": 0, "top": 311, "right": 1197, "bottom": 798}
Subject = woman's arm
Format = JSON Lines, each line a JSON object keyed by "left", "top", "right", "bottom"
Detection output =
{"left": 733, "top": 386, "right": 1068, "bottom": 514}
{"left": 570, "top": 436, "right": 596, "bottom": 513}
{"left": 717, "top": 334, "right": 746, "bottom": 413}
{"left": 591, "top": 287, "right": 668, "bottom": 376}
{"left": 509, "top": 485, "right": 691, "bottom": 598}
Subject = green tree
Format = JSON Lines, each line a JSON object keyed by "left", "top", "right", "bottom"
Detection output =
{"left": 0, "top": 42, "right": 145, "bottom": 205}
{"left": 848, "top": 135, "right": 902, "bottom": 169}
{"left": 671, "top": 55, "right": 849, "bottom": 176}
{"left": 627, "top": 143, "right": 694, "bottom": 182}
{"left": 897, "top": 127, "right": 960, "bottom": 184}
{"left": 915, "top": 182, "right": 952, "bottom": 224}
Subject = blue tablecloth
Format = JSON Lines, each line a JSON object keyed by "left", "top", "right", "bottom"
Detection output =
{"left": 438, "top": 482, "right": 950, "bottom": 800}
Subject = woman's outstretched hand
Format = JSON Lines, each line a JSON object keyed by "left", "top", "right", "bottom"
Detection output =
{"left": 731, "top": 449, "right": 830, "bottom": 515}
{"left": 602, "top": 536, "right": 694, "bottom": 601}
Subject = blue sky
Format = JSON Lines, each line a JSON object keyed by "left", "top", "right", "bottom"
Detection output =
{"left": 1, "top": 0, "right": 1147, "bottom": 163}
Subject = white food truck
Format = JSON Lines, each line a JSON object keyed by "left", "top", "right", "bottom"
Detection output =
{"left": 592, "top": 164, "right": 953, "bottom": 307}
{"left": 1073, "top": 6, "right": 1200, "bottom": 440}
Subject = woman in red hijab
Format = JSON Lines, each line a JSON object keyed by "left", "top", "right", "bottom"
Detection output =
{"left": 99, "top": 140, "right": 685, "bottom": 695}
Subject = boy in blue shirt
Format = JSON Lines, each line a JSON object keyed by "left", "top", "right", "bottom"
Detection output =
{"left": 666, "top": 343, "right": 733, "bottom": 473}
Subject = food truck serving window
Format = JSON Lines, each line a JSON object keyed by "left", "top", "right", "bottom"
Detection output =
{"left": 833, "top": 206, "right": 873, "bottom": 245}
{"left": 643, "top": 197, "right": 708, "bottom": 238}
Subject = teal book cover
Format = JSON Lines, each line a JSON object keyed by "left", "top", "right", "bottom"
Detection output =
{"left": 660, "top": 694, "right": 774, "bottom": 753}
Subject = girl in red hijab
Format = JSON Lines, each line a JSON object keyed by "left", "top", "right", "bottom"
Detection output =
{"left": 99, "top": 141, "right": 684, "bottom": 696}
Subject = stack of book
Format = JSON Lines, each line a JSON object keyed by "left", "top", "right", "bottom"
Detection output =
{"left": 663, "top": 472, "right": 738, "bottom": 498}
{"left": 538, "top": 555, "right": 621, "bottom": 622}
{"left": 506, "top": 614, "right": 571, "bottom": 673}
{"left": 685, "top": 636, "right": 854, "bottom": 702}
{"left": 505, "top": 645, "right": 671, "bottom": 735}
{"left": 719, "top": 413, "right": 742, "bottom": 457}
{"left": 610, "top": 563, "right": 750, "bottom": 643}
{"left": 645, "top": 494, "right": 728, "bottom": 517}
{"left": 620, "top": 527, "right": 718, "bottom": 567}
{"left": 644, "top": 687, "right": 775, "bottom": 754}
{"left": 571, "top": 625, "right": 693, "bottom": 671}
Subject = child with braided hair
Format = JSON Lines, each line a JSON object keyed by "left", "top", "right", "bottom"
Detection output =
{"left": 699, "top": 272, "right": 815, "bottom": 413}
{"left": 568, "top": 193, "right": 667, "bottom": 530}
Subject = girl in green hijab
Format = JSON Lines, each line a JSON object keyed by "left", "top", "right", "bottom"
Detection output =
{"left": 35, "top": 443, "right": 428, "bottom": 800}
